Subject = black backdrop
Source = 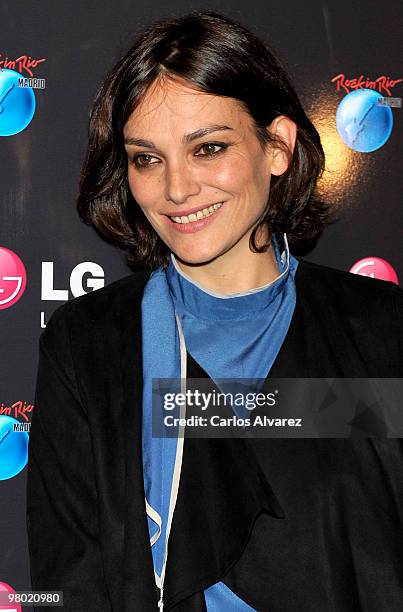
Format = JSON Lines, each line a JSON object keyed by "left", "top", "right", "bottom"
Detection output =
{"left": 0, "top": 1, "right": 401, "bottom": 606}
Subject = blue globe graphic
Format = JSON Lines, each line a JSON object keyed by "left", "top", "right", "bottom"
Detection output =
{"left": 336, "top": 88, "right": 393, "bottom": 153}
{"left": 0, "top": 68, "right": 36, "bottom": 136}
{"left": 0, "top": 415, "right": 29, "bottom": 480}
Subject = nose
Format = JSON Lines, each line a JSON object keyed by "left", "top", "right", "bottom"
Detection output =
{"left": 164, "top": 160, "right": 201, "bottom": 205}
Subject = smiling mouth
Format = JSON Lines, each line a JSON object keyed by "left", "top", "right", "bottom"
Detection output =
{"left": 169, "top": 202, "right": 224, "bottom": 224}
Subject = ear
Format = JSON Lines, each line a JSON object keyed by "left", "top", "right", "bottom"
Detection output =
{"left": 266, "top": 115, "right": 297, "bottom": 176}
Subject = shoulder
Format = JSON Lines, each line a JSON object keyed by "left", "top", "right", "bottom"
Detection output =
{"left": 295, "top": 258, "right": 403, "bottom": 367}
{"left": 40, "top": 270, "right": 150, "bottom": 347}
{"left": 296, "top": 257, "right": 403, "bottom": 311}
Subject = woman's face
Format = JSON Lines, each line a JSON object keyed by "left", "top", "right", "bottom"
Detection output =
{"left": 123, "top": 76, "right": 289, "bottom": 266}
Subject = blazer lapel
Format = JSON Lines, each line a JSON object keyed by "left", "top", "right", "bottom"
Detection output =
{"left": 116, "top": 270, "right": 160, "bottom": 610}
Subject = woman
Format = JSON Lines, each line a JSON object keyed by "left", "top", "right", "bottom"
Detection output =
{"left": 27, "top": 9, "right": 403, "bottom": 612}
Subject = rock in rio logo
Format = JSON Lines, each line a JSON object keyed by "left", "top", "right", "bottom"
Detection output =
{"left": 0, "top": 247, "right": 27, "bottom": 310}
{"left": 0, "top": 53, "right": 46, "bottom": 137}
{"left": 331, "top": 73, "right": 402, "bottom": 153}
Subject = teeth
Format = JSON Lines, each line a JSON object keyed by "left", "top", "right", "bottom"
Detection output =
{"left": 171, "top": 202, "right": 223, "bottom": 224}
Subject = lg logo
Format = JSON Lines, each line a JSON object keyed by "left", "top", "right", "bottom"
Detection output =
{"left": 0, "top": 247, "right": 105, "bottom": 317}
{"left": 0, "top": 247, "right": 27, "bottom": 310}
{"left": 0, "top": 581, "right": 22, "bottom": 612}
{"left": 350, "top": 257, "right": 399, "bottom": 284}
{"left": 40, "top": 261, "right": 105, "bottom": 327}
{"left": 41, "top": 261, "right": 104, "bottom": 299}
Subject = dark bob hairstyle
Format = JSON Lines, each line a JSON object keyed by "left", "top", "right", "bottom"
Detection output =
{"left": 77, "top": 9, "right": 331, "bottom": 271}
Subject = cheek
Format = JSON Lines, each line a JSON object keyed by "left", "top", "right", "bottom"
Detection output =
{"left": 127, "top": 169, "right": 160, "bottom": 210}
{"left": 214, "top": 154, "right": 262, "bottom": 195}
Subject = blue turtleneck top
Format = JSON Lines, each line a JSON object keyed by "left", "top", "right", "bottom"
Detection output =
{"left": 166, "top": 234, "right": 299, "bottom": 382}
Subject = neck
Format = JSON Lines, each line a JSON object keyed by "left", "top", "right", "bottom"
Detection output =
{"left": 173, "top": 229, "right": 280, "bottom": 295}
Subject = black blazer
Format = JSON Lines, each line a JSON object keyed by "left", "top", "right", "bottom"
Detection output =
{"left": 26, "top": 259, "right": 403, "bottom": 611}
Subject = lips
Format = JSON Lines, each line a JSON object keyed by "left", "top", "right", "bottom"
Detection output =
{"left": 170, "top": 202, "right": 223, "bottom": 223}
{"left": 165, "top": 201, "right": 225, "bottom": 218}
{"left": 164, "top": 201, "right": 225, "bottom": 233}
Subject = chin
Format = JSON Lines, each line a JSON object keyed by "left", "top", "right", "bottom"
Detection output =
{"left": 172, "top": 244, "right": 223, "bottom": 267}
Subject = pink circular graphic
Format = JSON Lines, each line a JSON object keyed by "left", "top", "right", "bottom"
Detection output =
{"left": 0, "top": 248, "right": 27, "bottom": 310}
{"left": 0, "top": 582, "right": 22, "bottom": 612}
{"left": 350, "top": 257, "right": 399, "bottom": 285}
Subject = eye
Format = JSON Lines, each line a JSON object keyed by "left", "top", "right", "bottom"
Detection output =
{"left": 130, "top": 153, "right": 160, "bottom": 169}
{"left": 195, "top": 142, "right": 227, "bottom": 157}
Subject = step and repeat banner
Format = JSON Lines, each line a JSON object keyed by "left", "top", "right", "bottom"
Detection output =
{"left": 0, "top": 1, "right": 401, "bottom": 608}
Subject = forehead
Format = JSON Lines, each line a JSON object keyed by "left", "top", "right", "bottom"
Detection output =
{"left": 123, "top": 76, "right": 250, "bottom": 136}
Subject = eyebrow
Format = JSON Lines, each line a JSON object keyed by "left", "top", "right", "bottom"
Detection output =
{"left": 124, "top": 124, "right": 233, "bottom": 147}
